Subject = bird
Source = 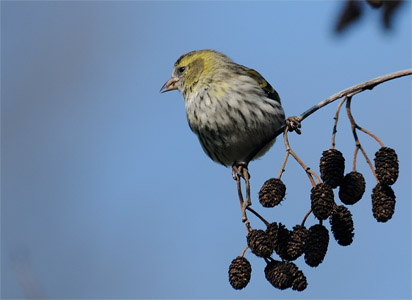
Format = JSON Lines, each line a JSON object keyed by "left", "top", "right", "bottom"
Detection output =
{"left": 161, "top": 49, "right": 286, "bottom": 221}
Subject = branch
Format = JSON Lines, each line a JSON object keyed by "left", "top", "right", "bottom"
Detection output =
{"left": 245, "top": 69, "right": 412, "bottom": 163}
{"left": 297, "top": 68, "right": 412, "bottom": 122}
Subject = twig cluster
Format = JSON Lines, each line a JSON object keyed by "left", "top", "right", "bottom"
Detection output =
{"left": 228, "top": 69, "right": 410, "bottom": 291}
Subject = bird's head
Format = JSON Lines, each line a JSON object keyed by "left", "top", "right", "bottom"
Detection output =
{"left": 160, "top": 49, "right": 232, "bottom": 96}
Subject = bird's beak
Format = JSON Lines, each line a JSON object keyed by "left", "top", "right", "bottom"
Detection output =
{"left": 160, "top": 76, "right": 179, "bottom": 93}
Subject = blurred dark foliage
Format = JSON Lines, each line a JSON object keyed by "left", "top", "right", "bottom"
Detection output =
{"left": 335, "top": 0, "right": 404, "bottom": 33}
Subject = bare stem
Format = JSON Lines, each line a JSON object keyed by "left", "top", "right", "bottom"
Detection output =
{"left": 277, "top": 151, "right": 290, "bottom": 179}
{"left": 359, "top": 144, "right": 378, "bottom": 183}
{"left": 346, "top": 98, "right": 378, "bottom": 182}
{"left": 240, "top": 245, "right": 248, "bottom": 257}
{"left": 308, "top": 170, "right": 322, "bottom": 184}
{"left": 331, "top": 97, "right": 347, "bottom": 149}
{"left": 246, "top": 206, "right": 269, "bottom": 226}
{"left": 301, "top": 208, "right": 313, "bottom": 227}
{"left": 353, "top": 145, "right": 360, "bottom": 171}
{"left": 283, "top": 128, "right": 319, "bottom": 188}
{"left": 358, "top": 127, "right": 385, "bottom": 148}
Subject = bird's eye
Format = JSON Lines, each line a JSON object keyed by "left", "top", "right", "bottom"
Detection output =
{"left": 178, "top": 66, "right": 186, "bottom": 73}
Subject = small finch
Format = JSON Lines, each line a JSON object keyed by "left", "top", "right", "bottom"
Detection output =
{"left": 161, "top": 49, "right": 285, "bottom": 168}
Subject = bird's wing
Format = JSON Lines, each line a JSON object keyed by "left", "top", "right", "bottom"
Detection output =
{"left": 246, "top": 68, "right": 281, "bottom": 104}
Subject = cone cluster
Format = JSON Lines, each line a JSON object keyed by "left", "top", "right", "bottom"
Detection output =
{"left": 228, "top": 143, "right": 400, "bottom": 292}
{"left": 286, "top": 225, "right": 308, "bottom": 261}
{"left": 264, "top": 260, "right": 307, "bottom": 291}
{"left": 231, "top": 222, "right": 309, "bottom": 291}
{"left": 369, "top": 147, "right": 398, "bottom": 222}
{"left": 267, "top": 222, "right": 290, "bottom": 260}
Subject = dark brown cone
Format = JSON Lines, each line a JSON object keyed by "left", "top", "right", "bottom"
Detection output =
{"left": 286, "top": 225, "right": 308, "bottom": 261}
{"left": 266, "top": 222, "right": 290, "bottom": 260}
{"left": 311, "top": 183, "right": 335, "bottom": 220}
{"left": 374, "top": 147, "right": 399, "bottom": 185}
{"left": 304, "top": 224, "right": 329, "bottom": 267}
{"left": 320, "top": 149, "right": 345, "bottom": 188}
{"left": 329, "top": 205, "right": 354, "bottom": 246}
{"left": 292, "top": 270, "right": 308, "bottom": 291}
{"left": 228, "top": 256, "right": 252, "bottom": 290}
{"left": 264, "top": 260, "right": 298, "bottom": 290}
{"left": 247, "top": 229, "right": 273, "bottom": 258}
{"left": 259, "top": 178, "right": 286, "bottom": 207}
{"left": 339, "top": 171, "right": 366, "bottom": 205}
{"left": 372, "top": 183, "right": 396, "bottom": 222}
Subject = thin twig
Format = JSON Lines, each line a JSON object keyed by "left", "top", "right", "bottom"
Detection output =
{"left": 301, "top": 208, "right": 313, "bottom": 227}
{"left": 352, "top": 145, "right": 360, "bottom": 171}
{"left": 246, "top": 206, "right": 269, "bottom": 226}
{"left": 277, "top": 151, "right": 290, "bottom": 179}
{"left": 358, "top": 127, "right": 385, "bottom": 148}
{"left": 359, "top": 144, "right": 378, "bottom": 183}
{"left": 236, "top": 174, "right": 251, "bottom": 232}
{"left": 283, "top": 128, "right": 320, "bottom": 187}
{"left": 233, "top": 163, "right": 253, "bottom": 231}
{"left": 331, "top": 97, "right": 347, "bottom": 149}
{"left": 342, "top": 97, "right": 385, "bottom": 148}
{"left": 245, "top": 69, "right": 412, "bottom": 164}
{"left": 346, "top": 98, "right": 378, "bottom": 182}
{"left": 308, "top": 170, "right": 322, "bottom": 184}
{"left": 240, "top": 245, "right": 248, "bottom": 257}
{"left": 242, "top": 167, "right": 252, "bottom": 231}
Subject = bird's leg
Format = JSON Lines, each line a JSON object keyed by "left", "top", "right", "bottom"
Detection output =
{"left": 286, "top": 116, "right": 302, "bottom": 135}
{"left": 232, "top": 161, "right": 252, "bottom": 230}
{"left": 241, "top": 164, "right": 251, "bottom": 209}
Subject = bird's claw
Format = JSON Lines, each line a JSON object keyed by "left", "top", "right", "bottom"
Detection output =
{"left": 232, "top": 161, "right": 250, "bottom": 181}
{"left": 286, "top": 116, "right": 302, "bottom": 134}
{"left": 232, "top": 161, "right": 252, "bottom": 224}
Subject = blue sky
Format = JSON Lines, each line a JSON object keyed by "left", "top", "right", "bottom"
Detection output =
{"left": 1, "top": 1, "right": 411, "bottom": 299}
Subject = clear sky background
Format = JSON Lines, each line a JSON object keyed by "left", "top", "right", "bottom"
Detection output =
{"left": 1, "top": 1, "right": 411, "bottom": 299}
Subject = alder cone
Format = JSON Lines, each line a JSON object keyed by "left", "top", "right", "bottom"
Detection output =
{"left": 304, "top": 224, "right": 329, "bottom": 267}
{"left": 228, "top": 256, "right": 252, "bottom": 290}
{"left": 339, "top": 171, "right": 366, "bottom": 205}
{"left": 259, "top": 178, "right": 286, "bottom": 207}
{"left": 247, "top": 229, "right": 274, "bottom": 258}
{"left": 330, "top": 205, "right": 354, "bottom": 246}
{"left": 311, "top": 183, "right": 335, "bottom": 220}
{"left": 371, "top": 183, "right": 396, "bottom": 222}
{"left": 374, "top": 147, "right": 399, "bottom": 185}
{"left": 320, "top": 149, "right": 345, "bottom": 188}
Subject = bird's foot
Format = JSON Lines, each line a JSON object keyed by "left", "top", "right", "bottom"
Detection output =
{"left": 232, "top": 161, "right": 250, "bottom": 181}
{"left": 286, "top": 116, "right": 302, "bottom": 134}
{"left": 232, "top": 161, "right": 252, "bottom": 223}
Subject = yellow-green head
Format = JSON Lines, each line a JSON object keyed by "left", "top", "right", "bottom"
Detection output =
{"left": 160, "top": 49, "right": 233, "bottom": 97}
